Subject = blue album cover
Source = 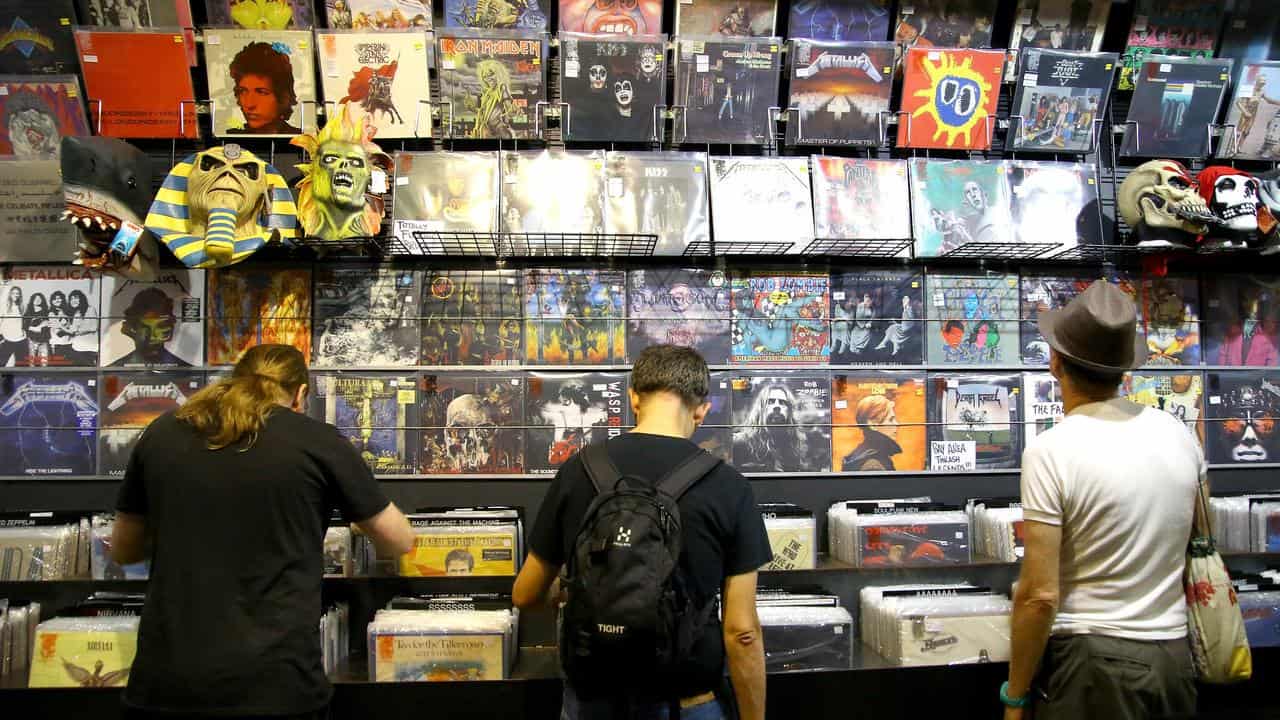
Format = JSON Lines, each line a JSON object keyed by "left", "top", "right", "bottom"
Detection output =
{"left": 0, "top": 373, "right": 97, "bottom": 475}
{"left": 789, "top": 0, "right": 890, "bottom": 41}
{"left": 312, "top": 374, "right": 417, "bottom": 475}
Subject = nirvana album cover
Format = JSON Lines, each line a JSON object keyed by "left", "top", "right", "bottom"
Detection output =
{"left": 205, "top": 0, "right": 315, "bottom": 28}
{"left": 1203, "top": 275, "right": 1280, "bottom": 367}
{"left": 559, "top": 34, "right": 666, "bottom": 143}
{"left": 604, "top": 151, "right": 710, "bottom": 256}
{"left": 0, "top": 0, "right": 78, "bottom": 74}
{"left": 731, "top": 371, "right": 831, "bottom": 473}
{"left": 1006, "top": 0, "right": 1110, "bottom": 73}
{"left": 523, "top": 269, "right": 625, "bottom": 365}
{"left": 312, "top": 374, "right": 418, "bottom": 474}
{"left": 325, "top": 0, "right": 433, "bottom": 29}
{"left": 675, "top": 0, "right": 776, "bottom": 36}
{"left": 0, "top": 161, "right": 77, "bottom": 262}
{"left": 1205, "top": 371, "right": 1280, "bottom": 464}
{"left": 28, "top": 618, "right": 138, "bottom": 687}
{"left": 627, "top": 268, "right": 731, "bottom": 364}
{"left": 499, "top": 150, "right": 606, "bottom": 235}
{"left": 400, "top": 521, "right": 519, "bottom": 575}
{"left": 926, "top": 272, "right": 1020, "bottom": 366}
{"left": 930, "top": 373, "right": 1021, "bottom": 469}
{"left": 1019, "top": 273, "right": 1098, "bottom": 365}
{"left": 313, "top": 267, "right": 421, "bottom": 367}
{"left": 0, "top": 265, "right": 100, "bottom": 367}
{"left": 1125, "top": 372, "right": 1204, "bottom": 445}
{"left": 559, "top": 0, "right": 660, "bottom": 34}
{"left": 909, "top": 159, "right": 1013, "bottom": 256}
{"left": 710, "top": 157, "right": 813, "bottom": 253}
{"left": 206, "top": 265, "right": 312, "bottom": 365}
{"left": 392, "top": 151, "right": 500, "bottom": 241}
{"left": 0, "top": 373, "right": 97, "bottom": 475}
{"left": 1008, "top": 160, "right": 1102, "bottom": 248}
{"left": 788, "top": 0, "right": 890, "bottom": 42}
{"left": 786, "top": 39, "right": 893, "bottom": 146}
{"left": 1008, "top": 49, "right": 1116, "bottom": 154}
{"left": 1122, "top": 56, "right": 1233, "bottom": 159}
{"left": 831, "top": 372, "right": 926, "bottom": 472}
{"left": 1118, "top": 0, "right": 1223, "bottom": 91}
{"left": 1022, "top": 371, "right": 1063, "bottom": 444}
{"left": 444, "top": 0, "right": 547, "bottom": 29}
{"left": 1222, "top": 62, "right": 1280, "bottom": 161}
{"left": 317, "top": 30, "right": 432, "bottom": 140}
{"left": 674, "top": 37, "right": 782, "bottom": 145}
{"left": 830, "top": 269, "right": 924, "bottom": 365}
{"left": 526, "top": 371, "right": 625, "bottom": 474}
{"left": 204, "top": 29, "right": 317, "bottom": 138}
{"left": 898, "top": 47, "right": 1004, "bottom": 150}
{"left": 811, "top": 157, "right": 910, "bottom": 241}
{"left": 99, "top": 371, "right": 203, "bottom": 476}
{"left": 100, "top": 270, "right": 205, "bottom": 368}
{"left": 420, "top": 373, "right": 525, "bottom": 474}
{"left": 0, "top": 76, "right": 88, "bottom": 161}
{"left": 74, "top": 29, "right": 198, "bottom": 139}
{"left": 420, "top": 270, "right": 523, "bottom": 366}
{"left": 437, "top": 31, "right": 545, "bottom": 139}
{"left": 1115, "top": 274, "right": 1202, "bottom": 366}
{"left": 730, "top": 271, "right": 830, "bottom": 364}
{"left": 894, "top": 0, "right": 997, "bottom": 49}
{"left": 857, "top": 520, "right": 972, "bottom": 565}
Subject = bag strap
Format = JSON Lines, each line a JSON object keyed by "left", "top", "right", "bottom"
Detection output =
{"left": 1189, "top": 470, "right": 1216, "bottom": 557}
{"left": 580, "top": 442, "right": 622, "bottom": 496}
{"left": 656, "top": 449, "right": 722, "bottom": 501}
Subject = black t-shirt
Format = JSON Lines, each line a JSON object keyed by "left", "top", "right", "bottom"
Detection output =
{"left": 529, "top": 432, "right": 772, "bottom": 698}
{"left": 116, "top": 409, "right": 390, "bottom": 715}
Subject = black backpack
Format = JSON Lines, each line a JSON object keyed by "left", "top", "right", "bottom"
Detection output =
{"left": 559, "top": 441, "right": 722, "bottom": 698}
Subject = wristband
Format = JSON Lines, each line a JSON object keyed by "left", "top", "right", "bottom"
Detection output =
{"left": 1000, "top": 681, "right": 1030, "bottom": 709}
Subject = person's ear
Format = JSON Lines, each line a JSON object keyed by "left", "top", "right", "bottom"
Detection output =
{"left": 628, "top": 388, "right": 641, "bottom": 415}
{"left": 692, "top": 401, "right": 711, "bottom": 427}
{"left": 1048, "top": 350, "right": 1062, "bottom": 381}
{"left": 293, "top": 383, "right": 308, "bottom": 412}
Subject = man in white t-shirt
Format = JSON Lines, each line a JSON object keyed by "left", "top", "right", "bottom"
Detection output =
{"left": 1002, "top": 281, "right": 1200, "bottom": 720}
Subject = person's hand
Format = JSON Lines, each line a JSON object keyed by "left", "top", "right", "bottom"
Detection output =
{"left": 1003, "top": 706, "right": 1025, "bottom": 720}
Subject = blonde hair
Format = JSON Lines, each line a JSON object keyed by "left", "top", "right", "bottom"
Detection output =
{"left": 854, "top": 395, "right": 893, "bottom": 426}
{"left": 177, "top": 344, "right": 309, "bottom": 450}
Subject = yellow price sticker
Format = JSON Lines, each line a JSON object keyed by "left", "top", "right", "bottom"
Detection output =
{"left": 60, "top": 17, "right": 71, "bottom": 25}
{"left": 397, "top": 389, "right": 416, "bottom": 405}
{"left": 769, "top": 290, "right": 791, "bottom": 306}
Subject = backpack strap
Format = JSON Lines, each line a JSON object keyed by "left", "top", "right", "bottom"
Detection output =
{"left": 656, "top": 449, "right": 722, "bottom": 501}
{"left": 580, "top": 441, "right": 622, "bottom": 496}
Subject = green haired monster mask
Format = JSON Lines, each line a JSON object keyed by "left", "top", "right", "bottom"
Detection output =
{"left": 290, "top": 104, "right": 389, "bottom": 241}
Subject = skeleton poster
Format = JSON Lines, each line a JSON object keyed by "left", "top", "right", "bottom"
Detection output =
{"left": 421, "top": 372, "right": 524, "bottom": 474}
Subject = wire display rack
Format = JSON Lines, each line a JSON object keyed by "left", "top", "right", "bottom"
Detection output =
{"left": 800, "top": 238, "right": 914, "bottom": 258}
{"left": 404, "top": 231, "right": 658, "bottom": 258}
{"left": 684, "top": 240, "right": 796, "bottom": 256}
{"left": 937, "top": 241, "right": 1062, "bottom": 262}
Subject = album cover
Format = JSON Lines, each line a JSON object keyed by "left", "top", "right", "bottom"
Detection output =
{"left": 313, "top": 267, "right": 421, "bottom": 367}
{"left": 830, "top": 269, "right": 924, "bottom": 365}
{"left": 0, "top": 373, "right": 97, "bottom": 475}
{"left": 27, "top": 618, "right": 138, "bottom": 688}
{"left": 761, "top": 507, "right": 817, "bottom": 570}
{"left": 893, "top": 0, "right": 997, "bottom": 49}
{"left": 1007, "top": 0, "right": 1110, "bottom": 73}
{"left": 1217, "top": 0, "right": 1279, "bottom": 81}
{"left": 326, "top": 0, "right": 433, "bottom": 29}
{"left": 206, "top": 0, "right": 315, "bottom": 28}
{"left": 392, "top": 151, "right": 499, "bottom": 244}
{"left": 810, "top": 157, "right": 909, "bottom": 241}
{"left": 730, "top": 272, "right": 830, "bottom": 364}
{"left": 99, "top": 372, "right": 203, "bottom": 476}
{"left": 1222, "top": 62, "right": 1280, "bottom": 161}
{"left": 526, "top": 371, "right": 625, "bottom": 474}
{"left": 674, "top": 37, "right": 782, "bottom": 145}
{"left": 524, "top": 269, "right": 624, "bottom": 365}
{"left": 930, "top": 373, "right": 1021, "bottom": 469}
{"left": 1018, "top": 273, "right": 1098, "bottom": 365}
{"left": 437, "top": 30, "right": 545, "bottom": 139}
{"left": 909, "top": 159, "right": 1013, "bottom": 256}
{"left": 730, "top": 371, "right": 831, "bottom": 473}
{"left": 1115, "top": 274, "right": 1202, "bottom": 366}
{"left": 1205, "top": 371, "right": 1280, "bottom": 464}
{"left": 1022, "top": 371, "right": 1063, "bottom": 444}
{"left": 204, "top": 29, "right": 317, "bottom": 137}
{"left": 0, "top": 0, "right": 77, "bottom": 74}
{"left": 74, "top": 29, "right": 197, "bottom": 139}
{"left": 898, "top": 47, "right": 1004, "bottom": 150}
{"left": 676, "top": 0, "right": 776, "bottom": 35}
{"left": 0, "top": 160, "right": 77, "bottom": 261}
{"left": 1008, "top": 160, "right": 1102, "bottom": 248}
{"left": 693, "top": 370, "right": 733, "bottom": 462}
{"left": 499, "top": 150, "right": 606, "bottom": 235}
{"left": 400, "top": 521, "right": 520, "bottom": 575}
{"left": 100, "top": 269, "right": 205, "bottom": 367}
{"left": 444, "top": 0, "right": 547, "bottom": 29}
{"left": 317, "top": 30, "right": 432, "bottom": 140}
{"left": 926, "top": 272, "right": 1020, "bottom": 366}
{"left": 369, "top": 627, "right": 507, "bottom": 681}
{"left": 559, "top": 34, "right": 666, "bottom": 143}
{"left": 312, "top": 373, "right": 418, "bottom": 474}
{"left": 831, "top": 372, "right": 926, "bottom": 472}
{"left": 420, "top": 270, "right": 523, "bottom": 366}
{"left": 0, "top": 264, "right": 100, "bottom": 367}
{"left": 1121, "top": 56, "right": 1233, "bottom": 159}
{"left": 1203, "top": 275, "right": 1280, "bottom": 367}
{"left": 1124, "top": 372, "right": 1204, "bottom": 445}
{"left": 857, "top": 520, "right": 971, "bottom": 565}
{"left": 1118, "top": 0, "right": 1223, "bottom": 91}
{"left": 206, "top": 265, "right": 312, "bottom": 365}
{"left": 709, "top": 156, "right": 813, "bottom": 253}
{"left": 627, "top": 268, "right": 730, "bottom": 363}
{"left": 603, "top": 151, "right": 710, "bottom": 256}
{"left": 786, "top": 39, "right": 893, "bottom": 146}
{"left": 420, "top": 373, "right": 524, "bottom": 474}
{"left": 1007, "top": 49, "right": 1115, "bottom": 153}
{"left": 0, "top": 76, "right": 87, "bottom": 160}
{"left": 789, "top": 0, "right": 889, "bottom": 42}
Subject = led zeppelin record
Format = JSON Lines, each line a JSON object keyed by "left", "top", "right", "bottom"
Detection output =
{"left": 392, "top": 151, "right": 499, "bottom": 246}
{"left": 316, "top": 30, "right": 432, "bottom": 140}
{"left": 100, "top": 269, "right": 204, "bottom": 367}
{"left": 788, "top": 0, "right": 890, "bottom": 42}
{"left": 811, "top": 157, "right": 909, "bottom": 241}
{"left": 1118, "top": 0, "right": 1223, "bottom": 91}
{"left": 832, "top": 371, "right": 926, "bottom": 472}
{"left": 420, "top": 270, "right": 523, "bottom": 366}
{"left": 929, "top": 373, "right": 1020, "bottom": 469}
{"left": 926, "top": 272, "right": 1020, "bottom": 366}
{"left": 437, "top": 30, "right": 545, "bottom": 139}
{"left": 909, "top": 158, "right": 1013, "bottom": 256}
{"left": 559, "top": 0, "right": 660, "bottom": 34}
{"left": 1008, "top": 160, "right": 1102, "bottom": 248}
{"left": 1018, "top": 272, "right": 1097, "bottom": 365}
{"left": 786, "top": 39, "right": 893, "bottom": 146}
{"left": 1022, "top": 371, "right": 1063, "bottom": 444}
{"left": 0, "top": 75, "right": 88, "bottom": 160}
{"left": 420, "top": 372, "right": 524, "bottom": 474}
{"left": 204, "top": 29, "right": 317, "bottom": 138}
{"left": 1007, "top": 49, "right": 1116, "bottom": 154}
{"left": 205, "top": 0, "right": 315, "bottom": 28}
{"left": 0, "top": 0, "right": 78, "bottom": 74}
{"left": 558, "top": 34, "right": 666, "bottom": 143}
{"left": 499, "top": 150, "right": 606, "bottom": 235}
{"left": 99, "top": 371, "right": 203, "bottom": 476}
{"left": 0, "top": 161, "right": 76, "bottom": 261}
{"left": 206, "top": 265, "right": 312, "bottom": 365}
{"left": 0, "top": 264, "right": 100, "bottom": 367}
{"left": 444, "top": 0, "right": 547, "bottom": 29}
{"left": 74, "top": 29, "right": 198, "bottom": 139}
{"left": 1006, "top": 0, "right": 1110, "bottom": 75}
{"left": 0, "top": 372, "right": 97, "bottom": 475}
{"left": 526, "top": 371, "right": 625, "bottom": 474}
{"left": 675, "top": 0, "right": 777, "bottom": 36}
{"left": 1116, "top": 274, "right": 1202, "bottom": 366}
{"left": 898, "top": 47, "right": 1004, "bottom": 150}
{"left": 730, "top": 371, "right": 831, "bottom": 473}
{"left": 1205, "top": 371, "right": 1280, "bottom": 464}
{"left": 830, "top": 269, "right": 924, "bottom": 365}
{"left": 604, "top": 151, "right": 710, "bottom": 256}
{"left": 627, "top": 268, "right": 730, "bottom": 363}
{"left": 312, "top": 266, "right": 421, "bottom": 367}
{"left": 1121, "top": 56, "right": 1233, "bottom": 159}
{"left": 524, "top": 269, "right": 625, "bottom": 365}
{"left": 312, "top": 373, "right": 418, "bottom": 474}
{"left": 674, "top": 37, "right": 782, "bottom": 145}
{"left": 1125, "top": 371, "right": 1204, "bottom": 446}
{"left": 1203, "top": 275, "right": 1280, "bottom": 367}
{"left": 894, "top": 0, "right": 997, "bottom": 49}
{"left": 730, "top": 271, "right": 830, "bottom": 364}
{"left": 1222, "top": 62, "right": 1280, "bottom": 162}
{"left": 709, "top": 156, "right": 814, "bottom": 254}
{"left": 325, "top": 0, "right": 433, "bottom": 29}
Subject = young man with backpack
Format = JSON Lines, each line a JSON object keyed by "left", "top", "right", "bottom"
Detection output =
{"left": 514, "top": 344, "right": 772, "bottom": 720}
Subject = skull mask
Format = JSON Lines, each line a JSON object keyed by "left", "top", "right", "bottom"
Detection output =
{"left": 1198, "top": 165, "right": 1259, "bottom": 232}
{"left": 187, "top": 145, "right": 271, "bottom": 232}
{"left": 444, "top": 394, "right": 496, "bottom": 471}
{"left": 589, "top": 65, "right": 607, "bottom": 90}
{"left": 614, "top": 80, "right": 633, "bottom": 117}
{"left": 1118, "top": 160, "right": 1217, "bottom": 234}
{"left": 315, "top": 139, "right": 370, "bottom": 212}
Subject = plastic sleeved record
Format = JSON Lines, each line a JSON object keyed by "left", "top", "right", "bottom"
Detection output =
{"left": 28, "top": 616, "right": 139, "bottom": 687}
{"left": 525, "top": 372, "right": 625, "bottom": 474}
{"left": 325, "top": 0, "right": 433, "bottom": 29}
{"left": 367, "top": 608, "right": 513, "bottom": 681}
{"left": 1021, "top": 371, "right": 1063, "bottom": 444}
{"left": 1117, "top": 0, "right": 1224, "bottom": 92}
{"left": 1240, "top": 591, "right": 1280, "bottom": 648}
{"left": 436, "top": 30, "right": 545, "bottom": 140}
{"left": 420, "top": 372, "right": 525, "bottom": 474}
{"left": 1007, "top": 160, "right": 1102, "bottom": 249}
{"left": 909, "top": 159, "right": 1013, "bottom": 257}
{"left": 100, "top": 269, "right": 205, "bottom": 368}
{"left": 443, "top": 0, "right": 547, "bottom": 30}
{"left": 0, "top": 0, "right": 78, "bottom": 74}
{"left": 1018, "top": 272, "right": 1103, "bottom": 365}
{"left": 0, "top": 265, "right": 101, "bottom": 367}
{"left": 558, "top": 34, "right": 666, "bottom": 143}
{"left": 99, "top": 371, "right": 203, "bottom": 476}
{"left": 0, "top": 161, "right": 77, "bottom": 263}
{"left": 785, "top": 39, "right": 893, "bottom": 146}
{"left": 1114, "top": 273, "right": 1202, "bottom": 367}
{"left": 897, "top": 47, "right": 1004, "bottom": 151}
{"left": 709, "top": 156, "right": 814, "bottom": 254}
{"left": 0, "top": 373, "right": 98, "bottom": 476}
{"left": 673, "top": 37, "right": 782, "bottom": 145}
{"left": 1006, "top": 49, "right": 1116, "bottom": 154}
{"left": 309, "top": 374, "right": 418, "bottom": 474}
{"left": 0, "top": 515, "right": 81, "bottom": 579}
{"left": 1121, "top": 55, "right": 1233, "bottom": 159}
{"left": 1005, "top": 1, "right": 1111, "bottom": 77}
{"left": 206, "top": 265, "right": 312, "bottom": 365}
{"left": 604, "top": 151, "right": 710, "bottom": 256}
{"left": 206, "top": 0, "right": 315, "bottom": 28}
{"left": 810, "top": 157, "right": 909, "bottom": 242}
{"left": 928, "top": 373, "right": 1021, "bottom": 470}
{"left": 420, "top": 270, "right": 522, "bottom": 366}
{"left": 759, "top": 504, "right": 816, "bottom": 570}
{"left": 689, "top": 370, "right": 733, "bottom": 463}
{"left": 324, "top": 525, "right": 353, "bottom": 577}
{"left": 829, "top": 269, "right": 924, "bottom": 365}
{"left": 893, "top": 0, "right": 997, "bottom": 49}
{"left": 399, "top": 518, "right": 520, "bottom": 576}
{"left": 855, "top": 511, "right": 971, "bottom": 567}
{"left": 1204, "top": 371, "right": 1280, "bottom": 465}
{"left": 523, "top": 269, "right": 624, "bottom": 365}
{"left": 831, "top": 371, "right": 926, "bottom": 472}
{"left": 675, "top": 0, "right": 777, "bottom": 36}
{"left": 1220, "top": 62, "right": 1280, "bottom": 162}
{"left": 203, "top": 29, "right": 318, "bottom": 138}
{"left": 1202, "top": 275, "right": 1280, "bottom": 367}
{"left": 878, "top": 594, "right": 1012, "bottom": 666}
{"left": 730, "top": 371, "right": 831, "bottom": 473}
{"left": 0, "top": 75, "right": 88, "bottom": 161}
{"left": 499, "top": 150, "right": 606, "bottom": 235}
{"left": 74, "top": 29, "right": 198, "bottom": 139}
{"left": 1124, "top": 371, "right": 1204, "bottom": 446}
{"left": 730, "top": 271, "right": 830, "bottom": 364}
{"left": 559, "top": 0, "right": 660, "bottom": 33}
{"left": 626, "top": 268, "right": 730, "bottom": 363}
{"left": 312, "top": 266, "right": 421, "bottom": 367}
{"left": 316, "top": 30, "right": 432, "bottom": 140}
{"left": 758, "top": 605, "right": 853, "bottom": 673}
{"left": 392, "top": 151, "right": 500, "bottom": 244}
{"left": 925, "top": 272, "right": 1020, "bottom": 366}
{"left": 788, "top": 0, "right": 889, "bottom": 42}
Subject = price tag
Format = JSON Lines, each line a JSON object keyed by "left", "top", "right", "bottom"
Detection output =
{"left": 60, "top": 17, "right": 71, "bottom": 24}
{"left": 1023, "top": 74, "right": 1038, "bottom": 86}
{"left": 83, "top": 54, "right": 98, "bottom": 63}
{"left": 396, "top": 175, "right": 410, "bottom": 186}
{"left": 397, "top": 390, "right": 416, "bottom": 404}
{"left": 835, "top": 400, "right": 848, "bottom": 409}
{"left": 928, "top": 51, "right": 941, "bottom": 61}
{"left": 592, "top": 384, "right": 607, "bottom": 391}
{"left": 565, "top": 60, "right": 579, "bottom": 78}
{"left": 1209, "top": 396, "right": 1222, "bottom": 405}
{"left": 696, "top": 54, "right": 709, "bottom": 73}
{"left": 832, "top": 291, "right": 845, "bottom": 301}
{"left": 0, "top": 87, "right": 7, "bottom": 96}
{"left": 930, "top": 441, "right": 975, "bottom": 472}
{"left": 608, "top": 177, "right": 624, "bottom": 197}
{"left": 371, "top": 169, "right": 388, "bottom": 195}
{"left": 1159, "top": 63, "right": 1172, "bottom": 73}
{"left": 933, "top": 292, "right": 944, "bottom": 307}
{"left": 207, "top": 34, "right": 221, "bottom": 45}
{"left": 1133, "top": 15, "right": 1149, "bottom": 33}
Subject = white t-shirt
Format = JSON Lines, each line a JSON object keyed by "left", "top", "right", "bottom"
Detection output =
{"left": 1021, "top": 397, "right": 1200, "bottom": 641}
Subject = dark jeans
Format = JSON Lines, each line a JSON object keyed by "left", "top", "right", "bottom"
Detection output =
{"left": 560, "top": 688, "right": 725, "bottom": 720}
{"left": 123, "top": 707, "right": 329, "bottom": 720}
{"left": 1033, "top": 634, "right": 1197, "bottom": 720}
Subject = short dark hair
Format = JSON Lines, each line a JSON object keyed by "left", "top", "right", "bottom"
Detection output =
{"left": 630, "top": 344, "right": 710, "bottom": 409}
{"left": 1057, "top": 353, "right": 1123, "bottom": 398}
{"left": 230, "top": 41, "right": 298, "bottom": 121}
{"left": 445, "top": 549, "right": 474, "bottom": 569}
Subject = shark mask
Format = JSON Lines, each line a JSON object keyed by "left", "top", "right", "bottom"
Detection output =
{"left": 60, "top": 136, "right": 159, "bottom": 279}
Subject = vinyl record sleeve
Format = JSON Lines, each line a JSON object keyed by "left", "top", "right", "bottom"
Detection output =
{"left": 399, "top": 522, "right": 520, "bottom": 576}
{"left": 0, "top": 264, "right": 101, "bottom": 367}
{"left": 523, "top": 269, "right": 624, "bottom": 365}
{"left": 1006, "top": 49, "right": 1115, "bottom": 154}
{"left": 788, "top": 0, "right": 890, "bottom": 42}
{"left": 1115, "top": 273, "right": 1202, "bottom": 366}
{"left": 1205, "top": 371, "right": 1280, "bottom": 465}
{"left": 810, "top": 157, "right": 910, "bottom": 241}
{"left": 831, "top": 371, "right": 926, "bottom": 472}
{"left": 28, "top": 619, "right": 138, "bottom": 687}
{"left": 0, "top": 373, "right": 97, "bottom": 475}
{"left": 206, "top": 265, "right": 312, "bottom": 365}
{"left": 1117, "top": 0, "right": 1223, "bottom": 91}
{"left": 100, "top": 269, "right": 205, "bottom": 367}
{"left": 603, "top": 151, "right": 710, "bottom": 256}
{"left": 313, "top": 266, "right": 420, "bottom": 367}
{"left": 525, "top": 371, "right": 625, "bottom": 474}
{"left": 74, "top": 29, "right": 197, "bottom": 138}
{"left": 1217, "top": 0, "right": 1279, "bottom": 83}
{"left": 893, "top": 0, "right": 996, "bottom": 50}
{"left": 1018, "top": 272, "right": 1097, "bottom": 365}
{"left": 1007, "top": 160, "right": 1101, "bottom": 248}
{"left": 673, "top": 37, "right": 782, "bottom": 145}
{"left": 1121, "top": 56, "right": 1232, "bottom": 159}
{"left": 710, "top": 156, "right": 814, "bottom": 254}
{"left": 1124, "top": 371, "right": 1203, "bottom": 446}
{"left": 1221, "top": 62, "right": 1280, "bottom": 161}
{"left": 325, "top": 0, "right": 433, "bottom": 29}
{"left": 98, "top": 371, "right": 203, "bottom": 476}
{"left": 559, "top": 0, "right": 660, "bottom": 34}
{"left": 909, "top": 159, "right": 1013, "bottom": 257}
{"left": 1203, "top": 275, "right": 1280, "bottom": 367}
{"left": 370, "top": 628, "right": 507, "bottom": 681}
{"left": 420, "top": 270, "right": 522, "bottom": 366}
{"left": 730, "top": 371, "right": 832, "bottom": 473}
{"left": 929, "top": 373, "right": 1021, "bottom": 469}
{"left": 206, "top": 0, "right": 315, "bottom": 28}
{"left": 312, "top": 373, "right": 418, "bottom": 474}
{"left": 1005, "top": 0, "right": 1110, "bottom": 76}
{"left": 692, "top": 370, "right": 733, "bottom": 462}
{"left": 730, "top": 271, "right": 829, "bottom": 364}
{"left": 0, "top": 0, "right": 78, "bottom": 74}
{"left": 925, "top": 272, "right": 1020, "bottom": 366}
{"left": 0, "top": 519, "right": 79, "bottom": 579}
{"left": 0, "top": 160, "right": 77, "bottom": 261}
{"left": 443, "top": 0, "right": 547, "bottom": 29}
{"left": 499, "top": 149, "right": 606, "bottom": 235}
{"left": 437, "top": 30, "right": 545, "bottom": 139}
{"left": 786, "top": 39, "right": 893, "bottom": 146}
{"left": 761, "top": 512, "right": 816, "bottom": 570}
{"left": 76, "top": 0, "right": 193, "bottom": 27}
{"left": 1021, "top": 371, "right": 1063, "bottom": 444}
{"left": 558, "top": 34, "right": 665, "bottom": 143}
{"left": 204, "top": 29, "right": 317, "bottom": 138}
{"left": 898, "top": 47, "right": 1004, "bottom": 150}
{"left": 857, "top": 520, "right": 971, "bottom": 566}
{"left": 626, "top": 268, "right": 730, "bottom": 364}
{"left": 392, "top": 151, "right": 499, "bottom": 244}
{"left": 317, "top": 30, "right": 432, "bottom": 140}
{"left": 420, "top": 372, "right": 525, "bottom": 474}
{"left": 829, "top": 269, "right": 924, "bottom": 365}
{"left": 675, "top": 0, "right": 776, "bottom": 36}
{"left": 0, "top": 75, "right": 88, "bottom": 160}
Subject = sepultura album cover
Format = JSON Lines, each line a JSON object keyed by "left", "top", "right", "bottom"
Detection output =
{"left": 559, "top": 0, "right": 660, "bottom": 35}
{"left": 526, "top": 371, "right": 625, "bottom": 474}
{"left": 810, "top": 157, "right": 910, "bottom": 240}
{"left": 1018, "top": 272, "right": 1098, "bottom": 365}
{"left": 559, "top": 34, "right": 666, "bottom": 143}
{"left": 1205, "top": 371, "right": 1280, "bottom": 464}
{"left": 205, "top": 0, "right": 315, "bottom": 29}
{"left": 730, "top": 271, "right": 830, "bottom": 364}
{"left": 730, "top": 371, "right": 831, "bottom": 473}
{"left": 829, "top": 269, "right": 924, "bottom": 365}
{"left": 1021, "top": 371, "right": 1063, "bottom": 444}
{"left": 1203, "top": 275, "right": 1280, "bottom": 367}
{"left": 420, "top": 372, "right": 524, "bottom": 474}
{"left": 0, "top": 264, "right": 101, "bottom": 367}
{"left": 0, "top": 76, "right": 88, "bottom": 161}
{"left": 499, "top": 150, "right": 606, "bottom": 235}
{"left": 1007, "top": 49, "right": 1116, "bottom": 154}
{"left": 444, "top": 0, "right": 547, "bottom": 30}
{"left": 1007, "top": 160, "right": 1102, "bottom": 248}
{"left": 893, "top": 0, "right": 997, "bottom": 49}
{"left": 926, "top": 272, "right": 1020, "bottom": 366}
{"left": 0, "top": 0, "right": 78, "bottom": 74}
{"left": 1118, "top": 0, "right": 1222, "bottom": 91}
{"left": 604, "top": 151, "right": 710, "bottom": 256}
{"left": 929, "top": 373, "right": 1021, "bottom": 469}
{"left": 203, "top": 29, "right": 318, "bottom": 138}
{"left": 524, "top": 269, "right": 625, "bottom": 365}
{"left": 0, "top": 372, "right": 97, "bottom": 476}
{"left": 1114, "top": 274, "right": 1202, "bottom": 366}
{"left": 709, "top": 157, "right": 813, "bottom": 253}
{"left": 312, "top": 266, "right": 421, "bottom": 367}
{"left": 831, "top": 371, "right": 926, "bottom": 472}
{"left": 437, "top": 30, "right": 545, "bottom": 139}
{"left": 898, "top": 47, "right": 1005, "bottom": 150}
{"left": 674, "top": 37, "right": 782, "bottom": 145}
{"left": 312, "top": 373, "right": 418, "bottom": 475}
{"left": 99, "top": 371, "right": 203, "bottom": 476}
{"left": 786, "top": 39, "right": 893, "bottom": 146}
{"left": 392, "top": 151, "right": 500, "bottom": 243}
{"left": 317, "top": 30, "right": 432, "bottom": 140}
{"left": 1121, "top": 56, "right": 1233, "bottom": 159}
{"left": 420, "top": 270, "right": 523, "bottom": 366}
{"left": 100, "top": 269, "right": 205, "bottom": 368}
{"left": 788, "top": 0, "right": 890, "bottom": 42}
{"left": 206, "top": 265, "right": 312, "bottom": 365}
{"left": 626, "top": 268, "right": 731, "bottom": 363}
{"left": 909, "top": 158, "right": 1013, "bottom": 256}
{"left": 73, "top": 29, "right": 198, "bottom": 139}
{"left": 1125, "top": 371, "right": 1204, "bottom": 445}
{"left": 675, "top": 0, "right": 777, "bottom": 36}
{"left": 1006, "top": 0, "right": 1111, "bottom": 74}
{"left": 325, "top": 0, "right": 433, "bottom": 29}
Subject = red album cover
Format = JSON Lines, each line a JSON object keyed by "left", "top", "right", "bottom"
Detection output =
{"left": 897, "top": 47, "right": 1004, "bottom": 150}
{"left": 74, "top": 29, "right": 197, "bottom": 139}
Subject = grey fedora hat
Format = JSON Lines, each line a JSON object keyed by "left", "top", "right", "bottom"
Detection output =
{"left": 1037, "top": 280, "right": 1147, "bottom": 373}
